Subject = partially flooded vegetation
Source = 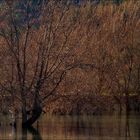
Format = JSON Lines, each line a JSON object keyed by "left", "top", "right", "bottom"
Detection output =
{"left": 0, "top": 0, "right": 140, "bottom": 139}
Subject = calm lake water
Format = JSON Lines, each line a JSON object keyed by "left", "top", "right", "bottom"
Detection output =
{"left": 0, "top": 114, "right": 140, "bottom": 140}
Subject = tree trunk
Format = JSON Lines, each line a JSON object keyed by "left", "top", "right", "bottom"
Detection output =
{"left": 22, "top": 106, "right": 28, "bottom": 125}
{"left": 21, "top": 96, "right": 28, "bottom": 125}
{"left": 22, "top": 95, "right": 42, "bottom": 127}
{"left": 126, "top": 94, "right": 130, "bottom": 115}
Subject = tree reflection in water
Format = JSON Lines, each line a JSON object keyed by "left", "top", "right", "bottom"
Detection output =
{"left": 20, "top": 126, "right": 42, "bottom": 140}
{"left": 125, "top": 115, "right": 131, "bottom": 140}
{"left": 0, "top": 115, "right": 140, "bottom": 140}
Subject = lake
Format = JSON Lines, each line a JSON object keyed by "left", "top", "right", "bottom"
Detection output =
{"left": 0, "top": 114, "right": 140, "bottom": 140}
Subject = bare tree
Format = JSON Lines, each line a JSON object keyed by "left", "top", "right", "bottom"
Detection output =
{"left": 0, "top": 0, "right": 80, "bottom": 127}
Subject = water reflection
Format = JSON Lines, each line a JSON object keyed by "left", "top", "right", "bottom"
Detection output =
{"left": 0, "top": 115, "right": 140, "bottom": 140}
{"left": 125, "top": 115, "right": 130, "bottom": 140}
{"left": 22, "top": 127, "right": 42, "bottom": 140}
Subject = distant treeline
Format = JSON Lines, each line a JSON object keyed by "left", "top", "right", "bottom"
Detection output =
{"left": 0, "top": 0, "right": 125, "bottom": 4}
{"left": 74, "top": 0, "right": 123, "bottom": 4}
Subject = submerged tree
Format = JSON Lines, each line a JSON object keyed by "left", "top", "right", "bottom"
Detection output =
{"left": 0, "top": 0, "right": 81, "bottom": 127}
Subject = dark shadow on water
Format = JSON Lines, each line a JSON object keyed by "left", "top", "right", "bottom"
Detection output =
{"left": 125, "top": 114, "right": 131, "bottom": 140}
{"left": 27, "top": 126, "right": 42, "bottom": 140}
{"left": 21, "top": 128, "right": 27, "bottom": 140}
{"left": 21, "top": 126, "right": 42, "bottom": 140}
